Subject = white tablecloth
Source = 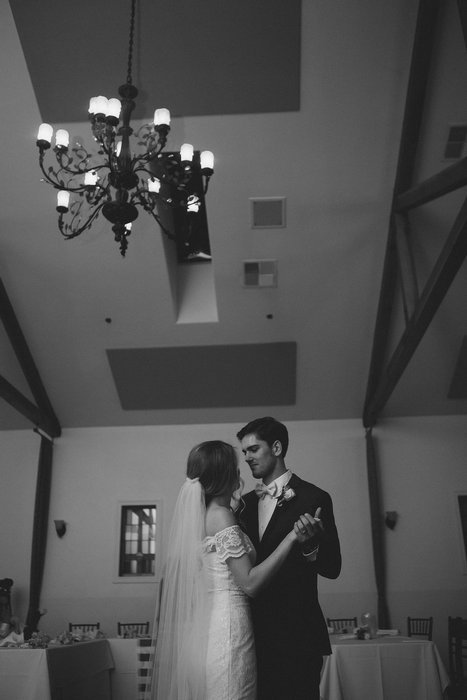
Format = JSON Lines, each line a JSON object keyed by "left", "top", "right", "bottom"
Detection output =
{"left": 108, "top": 638, "right": 139, "bottom": 700}
{"left": 0, "top": 647, "right": 50, "bottom": 700}
{"left": 108, "top": 637, "right": 155, "bottom": 700}
{"left": 0, "top": 639, "right": 113, "bottom": 700}
{"left": 320, "top": 636, "right": 450, "bottom": 700}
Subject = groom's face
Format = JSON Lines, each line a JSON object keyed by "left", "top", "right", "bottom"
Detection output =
{"left": 240, "top": 433, "right": 280, "bottom": 484}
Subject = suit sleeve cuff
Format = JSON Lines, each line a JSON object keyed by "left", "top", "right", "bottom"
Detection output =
{"left": 302, "top": 544, "right": 319, "bottom": 561}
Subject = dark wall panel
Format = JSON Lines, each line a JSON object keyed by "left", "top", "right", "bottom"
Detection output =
{"left": 107, "top": 342, "right": 296, "bottom": 410}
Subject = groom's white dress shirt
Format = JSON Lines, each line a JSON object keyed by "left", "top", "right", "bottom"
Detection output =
{"left": 257, "top": 469, "right": 292, "bottom": 540}
{"left": 256, "top": 469, "right": 319, "bottom": 561}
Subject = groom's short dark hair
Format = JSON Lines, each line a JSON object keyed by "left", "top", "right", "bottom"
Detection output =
{"left": 237, "top": 416, "right": 289, "bottom": 458}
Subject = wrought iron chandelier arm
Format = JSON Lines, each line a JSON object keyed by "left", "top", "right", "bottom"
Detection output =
{"left": 133, "top": 190, "right": 175, "bottom": 240}
{"left": 58, "top": 200, "right": 106, "bottom": 240}
{"left": 84, "top": 183, "right": 110, "bottom": 207}
{"left": 134, "top": 122, "right": 170, "bottom": 162}
{"left": 38, "top": 145, "right": 111, "bottom": 193}
{"left": 35, "top": 0, "right": 213, "bottom": 256}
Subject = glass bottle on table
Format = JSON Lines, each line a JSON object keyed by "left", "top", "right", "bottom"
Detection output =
{"left": 361, "top": 612, "right": 377, "bottom": 638}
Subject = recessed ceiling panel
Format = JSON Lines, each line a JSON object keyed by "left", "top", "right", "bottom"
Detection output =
{"left": 10, "top": 0, "right": 301, "bottom": 122}
{"left": 107, "top": 342, "right": 296, "bottom": 410}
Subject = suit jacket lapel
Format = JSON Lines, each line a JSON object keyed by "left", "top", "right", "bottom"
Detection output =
{"left": 242, "top": 492, "right": 260, "bottom": 550}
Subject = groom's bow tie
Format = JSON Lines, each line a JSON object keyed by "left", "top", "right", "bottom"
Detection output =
{"left": 255, "top": 481, "right": 278, "bottom": 499}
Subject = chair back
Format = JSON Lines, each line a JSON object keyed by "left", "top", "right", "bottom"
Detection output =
{"left": 326, "top": 617, "right": 358, "bottom": 633}
{"left": 407, "top": 616, "right": 433, "bottom": 640}
{"left": 68, "top": 622, "right": 100, "bottom": 633}
{"left": 118, "top": 621, "right": 150, "bottom": 637}
{"left": 448, "top": 616, "right": 467, "bottom": 688}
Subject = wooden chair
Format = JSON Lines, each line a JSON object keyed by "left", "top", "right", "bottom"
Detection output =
{"left": 448, "top": 616, "right": 467, "bottom": 694}
{"left": 407, "top": 616, "right": 433, "bottom": 640}
{"left": 118, "top": 621, "right": 150, "bottom": 637}
{"left": 326, "top": 617, "right": 358, "bottom": 633}
{"left": 68, "top": 622, "right": 100, "bottom": 633}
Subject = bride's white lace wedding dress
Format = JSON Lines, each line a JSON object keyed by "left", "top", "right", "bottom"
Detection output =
{"left": 202, "top": 524, "right": 257, "bottom": 700}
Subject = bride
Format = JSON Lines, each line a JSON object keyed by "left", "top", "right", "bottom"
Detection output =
{"left": 150, "top": 440, "right": 309, "bottom": 700}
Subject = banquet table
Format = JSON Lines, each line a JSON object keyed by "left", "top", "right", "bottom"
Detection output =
{"left": 0, "top": 639, "right": 114, "bottom": 700}
{"left": 108, "top": 637, "right": 154, "bottom": 700}
{"left": 319, "top": 635, "right": 450, "bottom": 700}
{"left": 108, "top": 638, "right": 139, "bottom": 700}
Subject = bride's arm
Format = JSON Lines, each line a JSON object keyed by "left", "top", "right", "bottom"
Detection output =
{"left": 208, "top": 507, "right": 297, "bottom": 598}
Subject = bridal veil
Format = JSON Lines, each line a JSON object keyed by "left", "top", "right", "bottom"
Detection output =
{"left": 146, "top": 476, "right": 210, "bottom": 700}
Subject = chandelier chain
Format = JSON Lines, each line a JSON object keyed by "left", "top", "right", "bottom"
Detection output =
{"left": 126, "top": 0, "right": 136, "bottom": 85}
{"left": 35, "top": 0, "right": 214, "bottom": 257}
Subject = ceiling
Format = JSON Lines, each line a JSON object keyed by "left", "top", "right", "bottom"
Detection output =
{"left": 1, "top": 0, "right": 467, "bottom": 434}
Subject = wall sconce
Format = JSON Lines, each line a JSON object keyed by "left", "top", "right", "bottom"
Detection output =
{"left": 54, "top": 520, "right": 67, "bottom": 538}
{"left": 384, "top": 511, "right": 398, "bottom": 530}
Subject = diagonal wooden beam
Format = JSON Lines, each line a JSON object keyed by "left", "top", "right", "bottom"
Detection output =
{"left": 0, "top": 373, "right": 42, "bottom": 424}
{"left": 394, "top": 213, "right": 419, "bottom": 322}
{"left": 457, "top": 0, "right": 467, "bottom": 50}
{"left": 363, "top": 224, "right": 399, "bottom": 419}
{"left": 0, "top": 278, "right": 61, "bottom": 437}
{"left": 395, "top": 156, "right": 467, "bottom": 212}
{"left": 364, "top": 194, "right": 467, "bottom": 426}
{"left": 363, "top": 0, "right": 442, "bottom": 427}
{"left": 392, "top": 0, "right": 442, "bottom": 195}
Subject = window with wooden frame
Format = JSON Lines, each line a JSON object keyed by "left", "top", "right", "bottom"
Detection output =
{"left": 115, "top": 501, "right": 162, "bottom": 583}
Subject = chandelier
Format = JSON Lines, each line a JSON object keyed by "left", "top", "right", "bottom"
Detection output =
{"left": 35, "top": 0, "right": 214, "bottom": 257}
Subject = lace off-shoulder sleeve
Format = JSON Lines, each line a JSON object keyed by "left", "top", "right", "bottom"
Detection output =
{"left": 215, "top": 525, "right": 253, "bottom": 562}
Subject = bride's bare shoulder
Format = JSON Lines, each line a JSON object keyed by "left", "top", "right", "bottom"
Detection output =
{"left": 205, "top": 503, "right": 236, "bottom": 537}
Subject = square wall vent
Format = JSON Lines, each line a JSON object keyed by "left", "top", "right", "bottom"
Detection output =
{"left": 250, "top": 197, "right": 286, "bottom": 228}
{"left": 243, "top": 259, "right": 278, "bottom": 287}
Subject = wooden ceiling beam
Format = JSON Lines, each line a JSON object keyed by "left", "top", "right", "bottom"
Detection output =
{"left": 363, "top": 224, "right": 399, "bottom": 420}
{"left": 0, "top": 373, "right": 56, "bottom": 437}
{"left": 457, "top": 0, "right": 467, "bottom": 50}
{"left": 392, "top": 0, "right": 442, "bottom": 195}
{"left": 395, "top": 156, "right": 467, "bottom": 213}
{"left": 363, "top": 0, "right": 442, "bottom": 427}
{"left": 0, "top": 279, "right": 61, "bottom": 437}
{"left": 394, "top": 214, "right": 419, "bottom": 323}
{"left": 364, "top": 194, "right": 467, "bottom": 426}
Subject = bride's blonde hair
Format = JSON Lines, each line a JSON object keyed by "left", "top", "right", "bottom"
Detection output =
{"left": 187, "top": 440, "right": 238, "bottom": 502}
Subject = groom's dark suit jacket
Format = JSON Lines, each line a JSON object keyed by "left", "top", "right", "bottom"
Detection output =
{"left": 241, "top": 473, "right": 341, "bottom": 681}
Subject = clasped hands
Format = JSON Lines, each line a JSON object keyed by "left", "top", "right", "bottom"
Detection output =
{"left": 293, "top": 507, "right": 323, "bottom": 548}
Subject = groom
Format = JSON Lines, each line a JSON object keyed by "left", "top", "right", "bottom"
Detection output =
{"left": 237, "top": 417, "right": 341, "bottom": 700}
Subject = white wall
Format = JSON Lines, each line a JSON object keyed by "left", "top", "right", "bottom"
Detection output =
{"left": 0, "top": 415, "right": 466, "bottom": 666}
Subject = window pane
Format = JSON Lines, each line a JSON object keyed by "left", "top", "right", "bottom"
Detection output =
{"left": 119, "top": 504, "right": 157, "bottom": 577}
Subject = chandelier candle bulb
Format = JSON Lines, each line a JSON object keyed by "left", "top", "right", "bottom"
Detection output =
{"left": 55, "top": 129, "right": 69, "bottom": 149}
{"left": 88, "top": 97, "right": 98, "bottom": 114}
{"left": 37, "top": 123, "right": 53, "bottom": 145}
{"left": 154, "top": 108, "right": 170, "bottom": 126}
{"left": 35, "top": 0, "right": 214, "bottom": 256}
{"left": 56, "top": 190, "right": 70, "bottom": 212}
{"left": 180, "top": 143, "right": 194, "bottom": 163}
{"left": 107, "top": 98, "right": 122, "bottom": 120}
{"left": 94, "top": 96, "right": 109, "bottom": 115}
{"left": 84, "top": 170, "right": 98, "bottom": 187}
{"left": 200, "top": 150, "right": 214, "bottom": 172}
{"left": 148, "top": 177, "right": 161, "bottom": 193}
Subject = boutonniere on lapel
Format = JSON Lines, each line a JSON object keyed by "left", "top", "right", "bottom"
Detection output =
{"left": 276, "top": 484, "right": 296, "bottom": 507}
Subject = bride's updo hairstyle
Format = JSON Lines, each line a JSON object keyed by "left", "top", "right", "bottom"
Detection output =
{"left": 187, "top": 440, "right": 238, "bottom": 503}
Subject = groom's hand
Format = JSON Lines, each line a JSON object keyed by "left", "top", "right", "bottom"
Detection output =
{"left": 294, "top": 508, "right": 324, "bottom": 547}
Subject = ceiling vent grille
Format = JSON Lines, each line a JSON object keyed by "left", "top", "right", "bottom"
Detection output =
{"left": 250, "top": 197, "right": 286, "bottom": 228}
{"left": 243, "top": 259, "right": 278, "bottom": 287}
{"left": 443, "top": 124, "right": 467, "bottom": 160}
